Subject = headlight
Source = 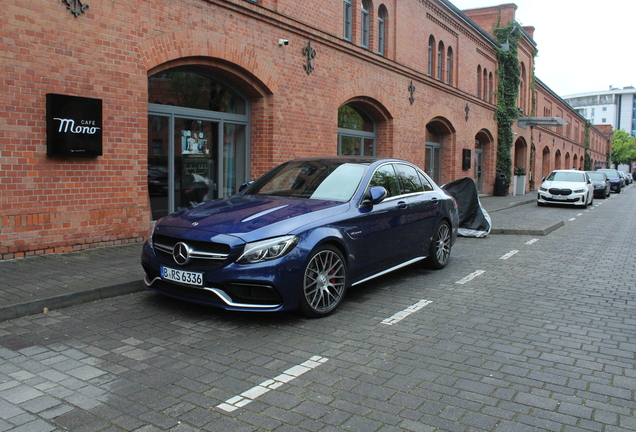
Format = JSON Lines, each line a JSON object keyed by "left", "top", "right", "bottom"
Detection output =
{"left": 147, "top": 219, "right": 160, "bottom": 249}
{"left": 237, "top": 235, "right": 299, "bottom": 264}
{"left": 573, "top": 188, "right": 584, "bottom": 193}
{"left": 539, "top": 186, "right": 547, "bottom": 192}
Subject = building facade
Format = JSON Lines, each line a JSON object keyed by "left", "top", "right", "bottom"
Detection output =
{"left": 0, "top": 0, "right": 610, "bottom": 259}
{"left": 563, "top": 87, "right": 636, "bottom": 137}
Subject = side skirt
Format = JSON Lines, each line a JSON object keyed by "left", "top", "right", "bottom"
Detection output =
{"left": 351, "top": 256, "right": 427, "bottom": 287}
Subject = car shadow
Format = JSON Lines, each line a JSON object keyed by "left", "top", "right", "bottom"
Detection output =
{"left": 140, "top": 259, "right": 440, "bottom": 324}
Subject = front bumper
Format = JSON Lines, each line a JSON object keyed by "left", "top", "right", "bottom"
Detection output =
{"left": 141, "top": 241, "right": 305, "bottom": 312}
{"left": 537, "top": 190, "right": 587, "bottom": 205}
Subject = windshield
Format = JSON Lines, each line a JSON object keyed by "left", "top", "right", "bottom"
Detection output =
{"left": 597, "top": 170, "right": 618, "bottom": 179}
{"left": 587, "top": 172, "right": 606, "bottom": 181}
{"left": 546, "top": 171, "right": 586, "bottom": 182}
{"left": 244, "top": 160, "right": 368, "bottom": 202}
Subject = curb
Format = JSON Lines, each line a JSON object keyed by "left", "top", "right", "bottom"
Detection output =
{"left": 489, "top": 220, "right": 565, "bottom": 236}
{"left": 0, "top": 280, "right": 145, "bottom": 322}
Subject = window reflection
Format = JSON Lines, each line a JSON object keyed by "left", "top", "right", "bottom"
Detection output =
{"left": 148, "top": 69, "right": 246, "bottom": 114}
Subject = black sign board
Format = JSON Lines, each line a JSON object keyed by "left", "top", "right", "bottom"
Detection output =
{"left": 46, "top": 93, "right": 103, "bottom": 156}
{"left": 462, "top": 149, "right": 471, "bottom": 170}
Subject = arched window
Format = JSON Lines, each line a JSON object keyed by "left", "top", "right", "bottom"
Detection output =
{"left": 437, "top": 41, "right": 444, "bottom": 80}
{"left": 428, "top": 36, "right": 436, "bottom": 77}
{"left": 361, "top": 0, "right": 370, "bottom": 49}
{"left": 338, "top": 104, "right": 376, "bottom": 156}
{"left": 446, "top": 46, "right": 453, "bottom": 85}
{"left": 147, "top": 68, "right": 250, "bottom": 219}
{"left": 378, "top": 5, "right": 387, "bottom": 56}
{"left": 477, "top": 66, "right": 482, "bottom": 98}
{"left": 488, "top": 72, "right": 494, "bottom": 103}
{"left": 483, "top": 68, "right": 488, "bottom": 100}
{"left": 343, "top": 0, "right": 352, "bottom": 41}
{"left": 519, "top": 63, "right": 527, "bottom": 112}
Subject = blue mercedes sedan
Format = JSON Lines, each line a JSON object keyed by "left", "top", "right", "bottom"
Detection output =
{"left": 141, "top": 157, "right": 459, "bottom": 317}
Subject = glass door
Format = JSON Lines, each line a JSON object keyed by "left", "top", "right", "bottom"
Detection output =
{"left": 148, "top": 113, "right": 247, "bottom": 220}
{"left": 148, "top": 115, "right": 170, "bottom": 221}
{"left": 474, "top": 148, "right": 484, "bottom": 193}
{"left": 425, "top": 144, "right": 441, "bottom": 185}
{"left": 175, "top": 118, "right": 218, "bottom": 210}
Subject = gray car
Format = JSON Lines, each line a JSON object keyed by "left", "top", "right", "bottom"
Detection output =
{"left": 586, "top": 171, "right": 610, "bottom": 198}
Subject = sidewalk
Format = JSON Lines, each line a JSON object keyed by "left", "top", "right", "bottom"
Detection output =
{"left": 0, "top": 192, "right": 544, "bottom": 322}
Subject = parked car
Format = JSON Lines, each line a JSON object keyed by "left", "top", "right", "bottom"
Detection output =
{"left": 586, "top": 171, "right": 611, "bottom": 198}
{"left": 537, "top": 170, "right": 594, "bottom": 207}
{"left": 596, "top": 169, "right": 623, "bottom": 193}
{"left": 622, "top": 171, "right": 633, "bottom": 185}
{"left": 617, "top": 171, "right": 629, "bottom": 187}
{"left": 141, "top": 157, "right": 460, "bottom": 317}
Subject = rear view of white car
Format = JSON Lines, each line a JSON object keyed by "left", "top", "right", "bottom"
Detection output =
{"left": 537, "top": 170, "right": 594, "bottom": 207}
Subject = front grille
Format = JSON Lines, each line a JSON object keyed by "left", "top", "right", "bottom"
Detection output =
{"left": 548, "top": 188, "right": 572, "bottom": 196}
{"left": 148, "top": 279, "right": 282, "bottom": 306}
{"left": 153, "top": 234, "right": 231, "bottom": 268}
{"left": 543, "top": 196, "right": 579, "bottom": 203}
{"left": 224, "top": 282, "right": 282, "bottom": 305}
{"left": 150, "top": 280, "right": 223, "bottom": 303}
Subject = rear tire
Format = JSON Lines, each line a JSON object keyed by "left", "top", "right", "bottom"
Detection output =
{"left": 426, "top": 221, "right": 452, "bottom": 269}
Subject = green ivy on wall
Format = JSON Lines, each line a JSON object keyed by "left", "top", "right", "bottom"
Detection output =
{"left": 493, "top": 22, "right": 522, "bottom": 188}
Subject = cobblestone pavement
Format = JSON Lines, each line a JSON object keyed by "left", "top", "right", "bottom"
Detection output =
{"left": 0, "top": 188, "right": 635, "bottom": 431}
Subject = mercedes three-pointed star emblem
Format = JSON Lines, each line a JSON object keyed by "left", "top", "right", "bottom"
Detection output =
{"left": 173, "top": 242, "right": 191, "bottom": 265}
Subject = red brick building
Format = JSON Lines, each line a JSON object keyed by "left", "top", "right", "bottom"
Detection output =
{"left": 0, "top": 0, "right": 610, "bottom": 259}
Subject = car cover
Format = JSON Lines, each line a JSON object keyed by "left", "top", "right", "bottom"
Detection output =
{"left": 441, "top": 177, "right": 491, "bottom": 238}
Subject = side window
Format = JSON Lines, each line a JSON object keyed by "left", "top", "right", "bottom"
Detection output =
{"left": 369, "top": 164, "right": 399, "bottom": 198}
{"left": 418, "top": 172, "right": 434, "bottom": 191}
{"left": 395, "top": 164, "right": 424, "bottom": 194}
{"left": 343, "top": 0, "right": 353, "bottom": 41}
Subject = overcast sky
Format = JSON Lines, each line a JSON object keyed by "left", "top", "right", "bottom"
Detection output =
{"left": 449, "top": 0, "right": 635, "bottom": 97}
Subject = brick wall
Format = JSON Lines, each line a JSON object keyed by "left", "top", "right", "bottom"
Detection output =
{"left": 0, "top": 0, "right": 605, "bottom": 259}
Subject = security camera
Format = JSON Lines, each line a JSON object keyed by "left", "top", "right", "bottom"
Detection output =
{"left": 278, "top": 39, "right": 289, "bottom": 46}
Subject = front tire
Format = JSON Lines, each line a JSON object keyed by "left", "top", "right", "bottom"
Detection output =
{"left": 299, "top": 246, "right": 347, "bottom": 318}
{"left": 427, "top": 221, "right": 452, "bottom": 269}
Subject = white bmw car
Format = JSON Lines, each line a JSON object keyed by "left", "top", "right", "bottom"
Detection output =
{"left": 537, "top": 170, "right": 594, "bottom": 207}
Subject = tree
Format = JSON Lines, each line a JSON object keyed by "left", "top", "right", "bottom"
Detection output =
{"left": 611, "top": 130, "right": 636, "bottom": 167}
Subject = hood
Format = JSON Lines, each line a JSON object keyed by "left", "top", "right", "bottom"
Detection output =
{"left": 159, "top": 195, "right": 349, "bottom": 241}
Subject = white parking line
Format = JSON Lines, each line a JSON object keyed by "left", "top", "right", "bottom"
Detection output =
{"left": 500, "top": 250, "right": 519, "bottom": 260}
{"left": 217, "top": 356, "right": 328, "bottom": 412}
{"left": 525, "top": 239, "right": 539, "bottom": 245}
{"left": 455, "top": 270, "right": 486, "bottom": 284}
{"left": 568, "top": 218, "right": 576, "bottom": 221}
{"left": 381, "top": 299, "right": 432, "bottom": 325}
{"left": 577, "top": 213, "right": 583, "bottom": 216}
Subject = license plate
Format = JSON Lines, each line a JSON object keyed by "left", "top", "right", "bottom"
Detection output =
{"left": 161, "top": 266, "right": 203, "bottom": 286}
{"left": 551, "top": 195, "right": 567, "bottom": 200}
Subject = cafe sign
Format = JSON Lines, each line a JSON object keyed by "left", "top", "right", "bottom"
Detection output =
{"left": 46, "top": 93, "right": 102, "bottom": 156}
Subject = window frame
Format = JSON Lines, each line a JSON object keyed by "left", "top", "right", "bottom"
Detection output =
{"left": 343, "top": 0, "right": 353, "bottom": 41}
{"left": 361, "top": 0, "right": 370, "bottom": 49}
{"left": 377, "top": 6, "right": 386, "bottom": 56}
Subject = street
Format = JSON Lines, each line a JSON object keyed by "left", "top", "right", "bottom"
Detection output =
{"left": 1, "top": 190, "right": 635, "bottom": 431}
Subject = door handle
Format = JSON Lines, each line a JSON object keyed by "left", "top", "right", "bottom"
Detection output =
{"left": 397, "top": 201, "right": 408, "bottom": 209}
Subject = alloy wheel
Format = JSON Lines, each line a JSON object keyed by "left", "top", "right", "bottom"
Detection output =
{"left": 301, "top": 247, "right": 346, "bottom": 317}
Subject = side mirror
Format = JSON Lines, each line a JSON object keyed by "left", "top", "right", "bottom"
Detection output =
{"left": 362, "top": 186, "right": 387, "bottom": 206}
{"left": 239, "top": 181, "right": 254, "bottom": 193}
